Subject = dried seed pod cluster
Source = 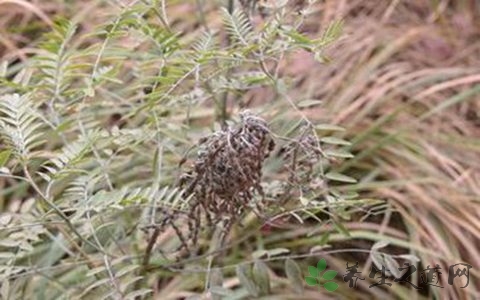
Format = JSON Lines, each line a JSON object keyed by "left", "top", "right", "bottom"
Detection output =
{"left": 280, "top": 126, "right": 323, "bottom": 186}
{"left": 150, "top": 113, "right": 342, "bottom": 259}
{"left": 178, "top": 111, "right": 275, "bottom": 243}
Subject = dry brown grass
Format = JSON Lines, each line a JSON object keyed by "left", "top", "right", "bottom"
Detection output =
{"left": 274, "top": 1, "right": 480, "bottom": 299}
{"left": 1, "top": 0, "right": 479, "bottom": 299}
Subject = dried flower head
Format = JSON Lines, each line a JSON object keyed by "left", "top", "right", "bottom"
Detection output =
{"left": 148, "top": 113, "right": 349, "bottom": 259}
{"left": 178, "top": 110, "right": 275, "bottom": 245}
{"left": 280, "top": 125, "right": 323, "bottom": 186}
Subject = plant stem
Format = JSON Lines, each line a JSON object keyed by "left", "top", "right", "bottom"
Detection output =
{"left": 23, "top": 165, "right": 107, "bottom": 255}
{"left": 217, "top": 0, "right": 236, "bottom": 125}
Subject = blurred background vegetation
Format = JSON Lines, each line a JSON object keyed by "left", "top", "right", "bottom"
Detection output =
{"left": 0, "top": 0, "right": 479, "bottom": 299}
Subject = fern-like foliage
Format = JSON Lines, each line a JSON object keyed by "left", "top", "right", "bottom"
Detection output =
{"left": 36, "top": 18, "right": 84, "bottom": 103}
{"left": 0, "top": 2, "right": 356, "bottom": 299}
{"left": 221, "top": 8, "right": 254, "bottom": 46}
{"left": 38, "top": 130, "right": 99, "bottom": 183}
{"left": 0, "top": 93, "right": 45, "bottom": 161}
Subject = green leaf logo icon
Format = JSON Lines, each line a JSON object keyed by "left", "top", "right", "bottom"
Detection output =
{"left": 317, "top": 258, "right": 327, "bottom": 272}
{"left": 305, "top": 277, "right": 318, "bottom": 286}
{"left": 322, "top": 270, "right": 338, "bottom": 280}
{"left": 308, "top": 266, "right": 319, "bottom": 277}
{"left": 324, "top": 281, "right": 339, "bottom": 292}
{"left": 303, "top": 258, "right": 339, "bottom": 292}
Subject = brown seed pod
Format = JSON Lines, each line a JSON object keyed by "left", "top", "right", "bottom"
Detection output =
{"left": 177, "top": 110, "right": 275, "bottom": 246}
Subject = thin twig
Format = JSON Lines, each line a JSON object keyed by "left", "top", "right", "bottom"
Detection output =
{"left": 23, "top": 165, "right": 107, "bottom": 254}
{"left": 216, "top": 0, "right": 236, "bottom": 125}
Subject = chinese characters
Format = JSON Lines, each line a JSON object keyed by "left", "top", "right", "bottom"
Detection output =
{"left": 342, "top": 261, "right": 473, "bottom": 289}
